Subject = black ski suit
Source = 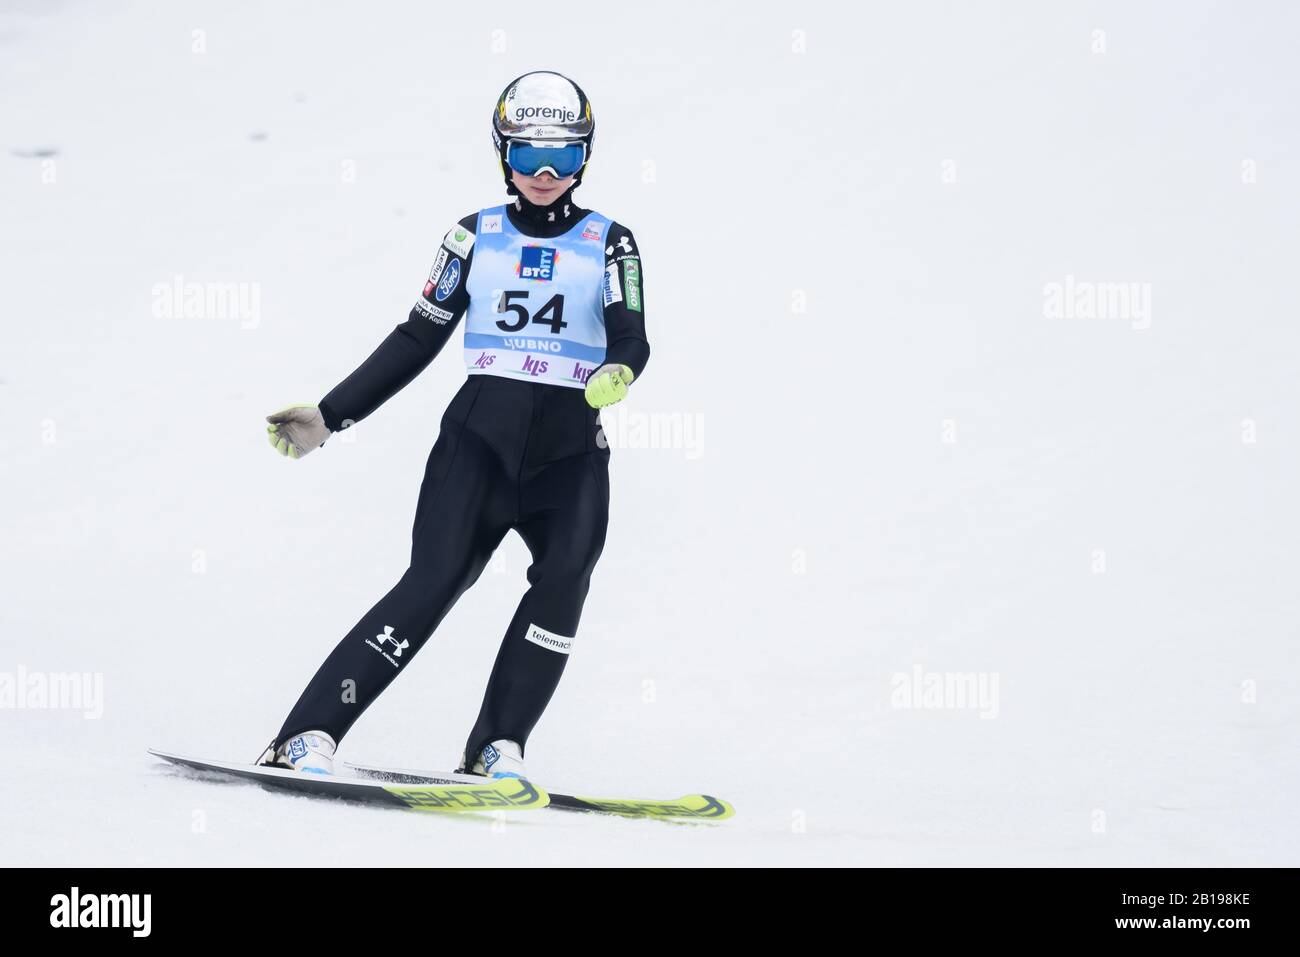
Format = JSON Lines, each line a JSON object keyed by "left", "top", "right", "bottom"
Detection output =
{"left": 273, "top": 194, "right": 649, "bottom": 769}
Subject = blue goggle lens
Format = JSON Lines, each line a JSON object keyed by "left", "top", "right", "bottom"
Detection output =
{"left": 506, "top": 141, "right": 586, "bottom": 177}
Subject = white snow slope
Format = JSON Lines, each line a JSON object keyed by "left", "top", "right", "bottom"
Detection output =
{"left": 1, "top": 0, "right": 1297, "bottom": 866}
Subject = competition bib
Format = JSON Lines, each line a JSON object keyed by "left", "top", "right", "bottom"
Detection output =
{"left": 463, "top": 206, "right": 612, "bottom": 388}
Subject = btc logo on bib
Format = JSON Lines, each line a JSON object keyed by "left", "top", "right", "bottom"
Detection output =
{"left": 519, "top": 246, "right": 557, "bottom": 281}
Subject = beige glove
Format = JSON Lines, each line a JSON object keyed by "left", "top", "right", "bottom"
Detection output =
{"left": 266, "top": 404, "right": 330, "bottom": 459}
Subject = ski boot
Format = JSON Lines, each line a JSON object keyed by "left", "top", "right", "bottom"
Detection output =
{"left": 256, "top": 731, "right": 336, "bottom": 775}
{"left": 458, "top": 739, "right": 526, "bottom": 779}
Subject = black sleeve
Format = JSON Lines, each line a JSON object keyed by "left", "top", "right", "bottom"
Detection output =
{"left": 318, "top": 214, "right": 477, "bottom": 432}
{"left": 601, "top": 222, "right": 650, "bottom": 380}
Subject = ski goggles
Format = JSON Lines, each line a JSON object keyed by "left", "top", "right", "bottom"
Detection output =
{"left": 505, "top": 140, "right": 587, "bottom": 178}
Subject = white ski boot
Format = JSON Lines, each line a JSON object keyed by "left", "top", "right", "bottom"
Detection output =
{"left": 462, "top": 739, "right": 527, "bottom": 779}
{"left": 257, "top": 731, "right": 336, "bottom": 775}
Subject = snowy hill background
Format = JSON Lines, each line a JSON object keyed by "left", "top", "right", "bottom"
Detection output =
{"left": 1, "top": 0, "right": 1297, "bottom": 864}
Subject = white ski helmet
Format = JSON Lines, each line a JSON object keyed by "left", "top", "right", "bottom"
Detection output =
{"left": 492, "top": 71, "right": 595, "bottom": 189}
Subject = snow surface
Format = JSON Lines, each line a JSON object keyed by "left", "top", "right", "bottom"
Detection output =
{"left": 1, "top": 0, "right": 1297, "bottom": 866}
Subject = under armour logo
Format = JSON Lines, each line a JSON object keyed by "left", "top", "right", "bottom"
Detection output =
{"left": 376, "top": 625, "right": 409, "bottom": 657}
{"left": 606, "top": 235, "right": 633, "bottom": 256}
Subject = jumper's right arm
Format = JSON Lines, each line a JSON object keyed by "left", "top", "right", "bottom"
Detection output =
{"left": 317, "top": 215, "right": 477, "bottom": 433}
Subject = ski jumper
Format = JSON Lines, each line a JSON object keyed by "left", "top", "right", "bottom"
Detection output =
{"left": 274, "top": 197, "right": 649, "bottom": 767}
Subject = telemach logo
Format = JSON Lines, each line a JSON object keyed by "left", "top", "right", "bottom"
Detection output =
{"left": 523, "top": 622, "right": 573, "bottom": 655}
{"left": 50, "top": 887, "right": 151, "bottom": 937}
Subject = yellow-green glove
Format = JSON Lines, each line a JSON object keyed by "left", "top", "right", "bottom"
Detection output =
{"left": 266, "top": 404, "right": 329, "bottom": 459}
{"left": 584, "top": 363, "right": 634, "bottom": 409}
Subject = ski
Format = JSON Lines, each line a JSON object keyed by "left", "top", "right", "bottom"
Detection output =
{"left": 344, "top": 760, "right": 735, "bottom": 821}
{"left": 149, "top": 749, "right": 548, "bottom": 813}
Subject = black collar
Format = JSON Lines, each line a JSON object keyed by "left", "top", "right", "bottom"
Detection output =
{"left": 505, "top": 189, "right": 589, "bottom": 238}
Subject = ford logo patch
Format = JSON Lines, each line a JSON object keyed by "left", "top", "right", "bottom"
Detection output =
{"left": 435, "top": 258, "right": 461, "bottom": 302}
